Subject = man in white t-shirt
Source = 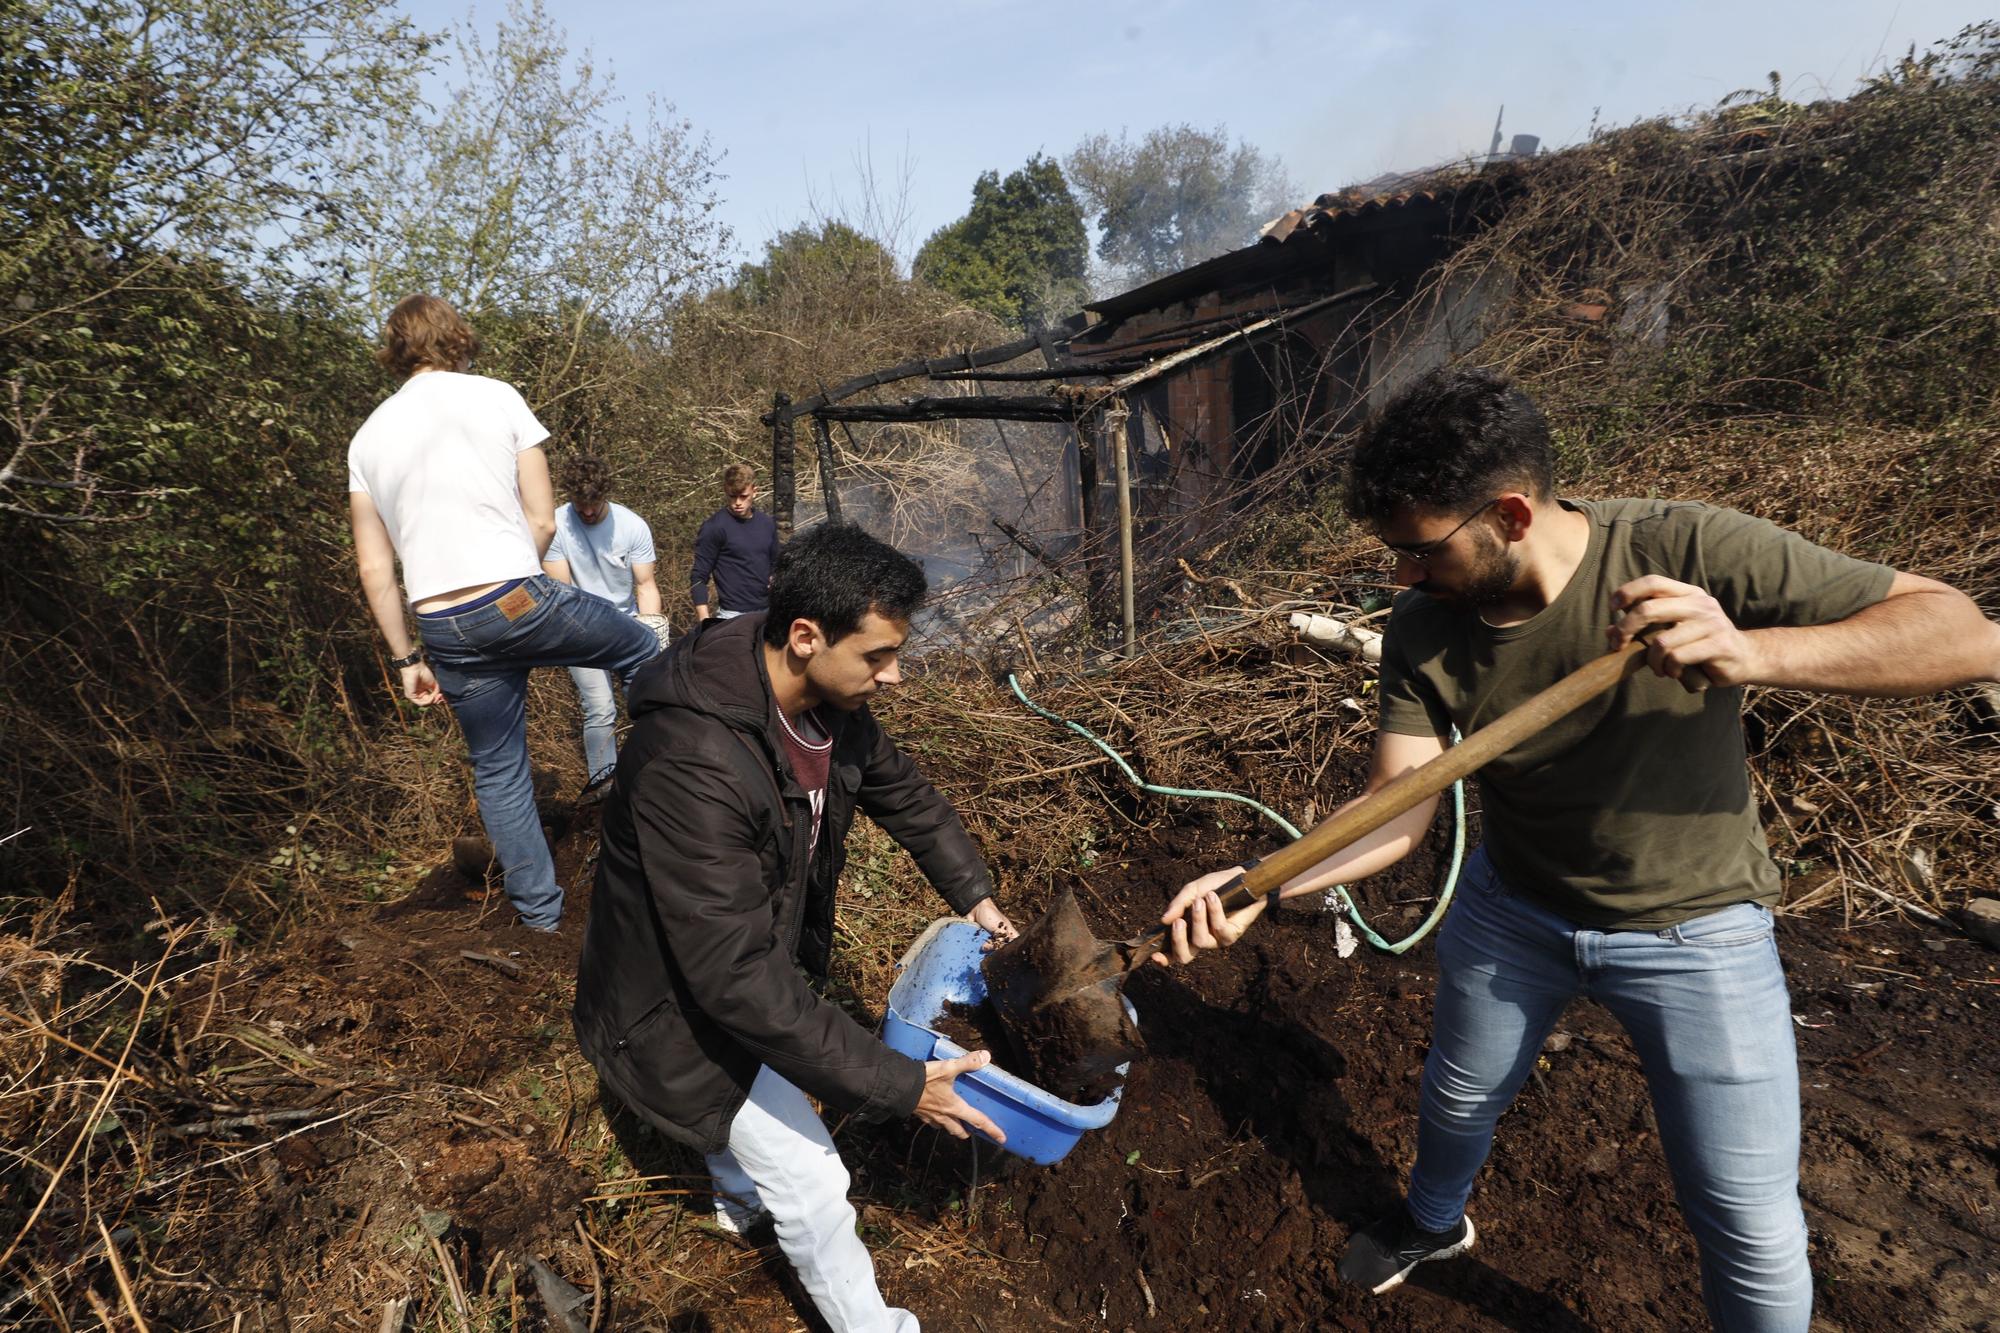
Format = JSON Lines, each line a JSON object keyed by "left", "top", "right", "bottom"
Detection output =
{"left": 542, "top": 453, "right": 663, "bottom": 791}
{"left": 347, "top": 295, "right": 662, "bottom": 930}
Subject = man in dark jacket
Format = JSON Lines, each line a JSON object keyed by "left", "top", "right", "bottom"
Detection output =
{"left": 576, "top": 523, "right": 1016, "bottom": 1333}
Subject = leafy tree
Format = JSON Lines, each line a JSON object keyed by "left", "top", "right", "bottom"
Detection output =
{"left": 0, "top": 0, "right": 433, "bottom": 899}
{"left": 733, "top": 221, "right": 899, "bottom": 308}
{"left": 359, "top": 0, "right": 727, "bottom": 398}
{"left": 914, "top": 155, "right": 1088, "bottom": 328}
{"left": 0, "top": 0, "right": 431, "bottom": 526}
{"left": 1066, "top": 124, "right": 1295, "bottom": 285}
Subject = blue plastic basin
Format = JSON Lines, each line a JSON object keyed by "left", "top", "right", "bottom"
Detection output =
{"left": 880, "top": 918, "right": 1134, "bottom": 1166}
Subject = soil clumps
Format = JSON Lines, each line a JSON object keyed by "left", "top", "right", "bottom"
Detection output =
{"left": 111, "top": 805, "right": 1999, "bottom": 1331}
{"left": 848, "top": 820, "right": 2000, "bottom": 1331}
{"left": 979, "top": 886, "right": 1144, "bottom": 1103}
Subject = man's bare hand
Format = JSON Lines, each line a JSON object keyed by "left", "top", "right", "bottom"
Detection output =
{"left": 969, "top": 898, "right": 1018, "bottom": 951}
{"left": 401, "top": 662, "right": 443, "bottom": 707}
{"left": 916, "top": 1050, "right": 1005, "bottom": 1143}
{"left": 1607, "top": 575, "right": 1748, "bottom": 691}
{"left": 1151, "top": 866, "right": 1266, "bottom": 967}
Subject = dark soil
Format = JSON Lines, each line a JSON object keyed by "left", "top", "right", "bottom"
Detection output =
{"left": 978, "top": 886, "right": 1145, "bottom": 1104}
{"left": 169, "top": 801, "right": 1999, "bottom": 1331}
{"left": 183, "top": 807, "right": 609, "bottom": 1325}
{"left": 932, "top": 999, "right": 1011, "bottom": 1069}
{"left": 849, "top": 818, "right": 2000, "bottom": 1332}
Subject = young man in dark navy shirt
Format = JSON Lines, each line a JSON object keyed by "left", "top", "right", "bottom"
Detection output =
{"left": 691, "top": 462, "right": 782, "bottom": 621}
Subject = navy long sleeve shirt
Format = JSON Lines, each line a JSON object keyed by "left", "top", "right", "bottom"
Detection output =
{"left": 689, "top": 508, "right": 780, "bottom": 613}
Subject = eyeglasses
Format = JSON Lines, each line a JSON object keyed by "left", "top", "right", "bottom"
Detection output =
{"left": 1381, "top": 498, "right": 1500, "bottom": 564}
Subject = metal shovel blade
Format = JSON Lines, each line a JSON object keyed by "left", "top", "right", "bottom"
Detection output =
{"left": 982, "top": 640, "right": 1660, "bottom": 1103}
{"left": 981, "top": 886, "right": 1145, "bottom": 1103}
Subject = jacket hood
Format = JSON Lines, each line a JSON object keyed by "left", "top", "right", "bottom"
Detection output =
{"left": 628, "top": 612, "right": 774, "bottom": 735}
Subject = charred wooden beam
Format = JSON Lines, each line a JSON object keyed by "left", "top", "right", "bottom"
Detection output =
{"left": 1068, "top": 283, "right": 1381, "bottom": 360}
{"left": 761, "top": 333, "right": 1052, "bottom": 423}
{"left": 1074, "top": 283, "right": 1382, "bottom": 407}
{"left": 810, "top": 415, "right": 843, "bottom": 526}
{"left": 1105, "top": 398, "right": 1136, "bottom": 657}
{"left": 770, "top": 391, "right": 796, "bottom": 538}
{"left": 812, "top": 395, "right": 1077, "bottom": 424}
{"left": 927, "top": 361, "right": 1147, "bottom": 382}
{"left": 1076, "top": 419, "right": 1099, "bottom": 536}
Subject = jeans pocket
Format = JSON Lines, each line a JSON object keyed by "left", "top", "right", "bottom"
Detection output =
{"left": 1460, "top": 846, "right": 1502, "bottom": 899}
{"left": 1670, "top": 901, "right": 1774, "bottom": 947}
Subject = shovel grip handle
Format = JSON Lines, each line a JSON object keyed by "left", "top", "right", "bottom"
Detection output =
{"left": 1209, "top": 638, "right": 1651, "bottom": 915}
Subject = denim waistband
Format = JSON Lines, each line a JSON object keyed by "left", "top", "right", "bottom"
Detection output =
{"left": 417, "top": 577, "right": 529, "bottom": 618}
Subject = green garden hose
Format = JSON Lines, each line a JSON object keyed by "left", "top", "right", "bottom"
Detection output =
{"left": 1007, "top": 672, "right": 1466, "bottom": 954}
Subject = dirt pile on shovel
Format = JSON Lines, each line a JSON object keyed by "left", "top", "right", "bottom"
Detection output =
{"left": 981, "top": 885, "right": 1144, "bottom": 1102}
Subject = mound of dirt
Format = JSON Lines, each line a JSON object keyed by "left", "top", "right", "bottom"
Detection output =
{"left": 978, "top": 886, "right": 1145, "bottom": 1104}
{"left": 169, "top": 805, "right": 1996, "bottom": 1331}
{"left": 847, "top": 820, "right": 2000, "bottom": 1332}
{"left": 180, "top": 814, "right": 609, "bottom": 1324}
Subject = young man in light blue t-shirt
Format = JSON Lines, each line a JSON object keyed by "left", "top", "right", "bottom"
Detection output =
{"left": 542, "top": 454, "right": 663, "bottom": 791}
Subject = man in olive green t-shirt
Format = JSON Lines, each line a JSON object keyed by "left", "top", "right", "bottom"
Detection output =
{"left": 1155, "top": 368, "right": 2000, "bottom": 1331}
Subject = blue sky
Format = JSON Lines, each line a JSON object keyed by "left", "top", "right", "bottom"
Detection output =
{"left": 397, "top": 1, "right": 1990, "bottom": 267}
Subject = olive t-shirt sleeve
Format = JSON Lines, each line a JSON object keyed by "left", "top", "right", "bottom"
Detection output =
{"left": 1684, "top": 506, "right": 1895, "bottom": 628}
{"left": 1377, "top": 600, "right": 1453, "bottom": 740}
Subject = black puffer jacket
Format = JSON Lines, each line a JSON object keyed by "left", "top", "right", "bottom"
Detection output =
{"left": 573, "top": 613, "right": 993, "bottom": 1153}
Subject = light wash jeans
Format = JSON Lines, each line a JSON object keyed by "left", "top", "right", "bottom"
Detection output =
{"left": 416, "top": 576, "right": 659, "bottom": 928}
{"left": 566, "top": 667, "right": 618, "bottom": 787}
{"left": 1408, "top": 845, "right": 1808, "bottom": 1333}
{"left": 708, "top": 1065, "right": 918, "bottom": 1333}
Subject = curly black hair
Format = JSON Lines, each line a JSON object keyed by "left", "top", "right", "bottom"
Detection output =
{"left": 763, "top": 523, "right": 927, "bottom": 648}
{"left": 1344, "top": 367, "right": 1554, "bottom": 525}
{"left": 559, "top": 453, "right": 613, "bottom": 506}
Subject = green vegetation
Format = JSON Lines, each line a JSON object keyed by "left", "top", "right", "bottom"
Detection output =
{"left": 5, "top": 0, "right": 1996, "bottom": 949}
{"left": 1066, "top": 122, "right": 1295, "bottom": 284}
{"left": 914, "top": 155, "right": 1089, "bottom": 328}
{"left": 0, "top": 0, "right": 727, "bottom": 918}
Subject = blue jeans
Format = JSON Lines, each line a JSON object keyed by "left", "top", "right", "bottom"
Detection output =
{"left": 417, "top": 576, "right": 659, "bottom": 927}
{"left": 1409, "top": 846, "right": 1808, "bottom": 1333}
{"left": 567, "top": 667, "right": 618, "bottom": 785}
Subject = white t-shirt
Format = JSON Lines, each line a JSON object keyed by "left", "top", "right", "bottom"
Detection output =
{"left": 347, "top": 371, "right": 550, "bottom": 603}
{"left": 545, "top": 501, "right": 657, "bottom": 616}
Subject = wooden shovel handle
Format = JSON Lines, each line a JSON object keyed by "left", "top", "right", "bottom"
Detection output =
{"left": 1121, "top": 638, "right": 1651, "bottom": 962}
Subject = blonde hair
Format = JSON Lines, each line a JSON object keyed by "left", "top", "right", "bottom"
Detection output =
{"left": 721, "top": 463, "right": 755, "bottom": 497}
{"left": 375, "top": 294, "right": 480, "bottom": 378}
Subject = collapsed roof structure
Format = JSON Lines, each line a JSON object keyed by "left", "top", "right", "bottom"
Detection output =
{"left": 764, "top": 150, "right": 1536, "bottom": 651}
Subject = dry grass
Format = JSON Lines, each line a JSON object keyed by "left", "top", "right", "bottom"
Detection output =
{"left": 9, "top": 37, "right": 2000, "bottom": 1328}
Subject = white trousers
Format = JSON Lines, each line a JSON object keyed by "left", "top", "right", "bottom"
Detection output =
{"left": 706, "top": 1065, "right": 919, "bottom": 1333}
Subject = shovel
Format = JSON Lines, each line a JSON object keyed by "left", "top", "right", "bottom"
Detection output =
{"left": 982, "top": 637, "right": 1666, "bottom": 1096}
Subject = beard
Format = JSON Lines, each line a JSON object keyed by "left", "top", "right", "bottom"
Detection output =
{"left": 1418, "top": 528, "right": 1519, "bottom": 610}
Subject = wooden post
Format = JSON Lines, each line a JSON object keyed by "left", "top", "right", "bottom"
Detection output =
{"left": 1107, "top": 398, "right": 1136, "bottom": 657}
{"left": 1075, "top": 418, "right": 1104, "bottom": 634}
{"left": 809, "top": 415, "right": 843, "bottom": 526}
{"left": 1076, "top": 421, "right": 1099, "bottom": 534}
{"left": 770, "top": 392, "right": 796, "bottom": 539}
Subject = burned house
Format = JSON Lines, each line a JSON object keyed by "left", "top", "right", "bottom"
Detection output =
{"left": 1059, "top": 175, "right": 1518, "bottom": 535}
{"left": 765, "top": 154, "right": 1534, "bottom": 648}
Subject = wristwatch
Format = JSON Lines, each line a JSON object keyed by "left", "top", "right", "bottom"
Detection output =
{"left": 389, "top": 648, "right": 423, "bottom": 671}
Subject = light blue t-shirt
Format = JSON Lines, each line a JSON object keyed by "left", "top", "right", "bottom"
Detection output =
{"left": 545, "top": 502, "right": 657, "bottom": 615}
